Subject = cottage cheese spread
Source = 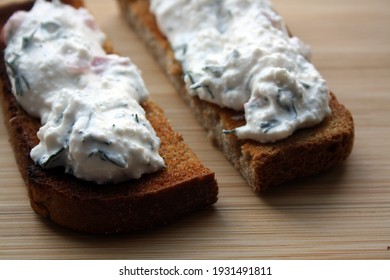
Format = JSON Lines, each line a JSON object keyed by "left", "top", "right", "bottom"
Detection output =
{"left": 3, "top": 0, "right": 165, "bottom": 184}
{"left": 150, "top": 0, "right": 331, "bottom": 143}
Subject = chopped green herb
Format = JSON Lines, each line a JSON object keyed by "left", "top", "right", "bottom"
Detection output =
{"left": 85, "top": 112, "right": 93, "bottom": 130}
{"left": 82, "top": 135, "right": 112, "bottom": 146}
{"left": 89, "top": 150, "right": 126, "bottom": 168}
{"left": 185, "top": 71, "right": 196, "bottom": 85}
{"left": 245, "top": 74, "right": 254, "bottom": 91}
{"left": 131, "top": 113, "right": 140, "bottom": 124}
{"left": 203, "top": 65, "right": 224, "bottom": 78}
{"left": 55, "top": 112, "right": 64, "bottom": 124}
{"left": 277, "top": 89, "right": 297, "bottom": 118}
{"left": 5, "top": 57, "right": 30, "bottom": 96}
{"left": 260, "top": 119, "right": 279, "bottom": 133}
{"left": 148, "top": 141, "right": 155, "bottom": 152}
{"left": 300, "top": 81, "right": 311, "bottom": 90}
{"left": 190, "top": 82, "right": 215, "bottom": 98}
{"left": 21, "top": 29, "right": 37, "bottom": 50}
{"left": 40, "top": 148, "right": 64, "bottom": 168}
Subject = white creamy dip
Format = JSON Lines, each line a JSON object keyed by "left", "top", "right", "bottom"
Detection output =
{"left": 150, "top": 0, "right": 331, "bottom": 143}
{"left": 3, "top": 0, "right": 165, "bottom": 184}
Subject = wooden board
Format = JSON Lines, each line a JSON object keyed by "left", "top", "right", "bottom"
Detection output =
{"left": 0, "top": 0, "right": 389, "bottom": 259}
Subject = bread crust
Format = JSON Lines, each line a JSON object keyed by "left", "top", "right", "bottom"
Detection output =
{"left": 118, "top": 0, "right": 355, "bottom": 192}
{"left": 0, "top": 0, "right": 218, "bottom": 233}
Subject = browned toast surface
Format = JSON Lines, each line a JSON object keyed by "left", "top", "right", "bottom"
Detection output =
{"left": 119, "top": 0, "right": 354, "bottom": 192}
{"left": 0, "top": 0, "right": 218, "bottom": 233}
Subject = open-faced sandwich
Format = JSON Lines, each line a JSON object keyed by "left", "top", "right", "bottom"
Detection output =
{"left": 0, "top": 0, "right": 218, "bottom": 233}
{"left": 118, "top": 0, "right": 354, "bottom": 192}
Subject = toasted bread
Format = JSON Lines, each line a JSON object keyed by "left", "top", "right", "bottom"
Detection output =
{"left": 118, "top": 0, "right": 354, "bottom": 192}
{"left": 0, "top": 0, "right": 218, "bottom": 233}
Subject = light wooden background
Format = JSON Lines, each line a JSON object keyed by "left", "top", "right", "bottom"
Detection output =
{"left": 0, "top": 0, "right": 389, "bottom": 259}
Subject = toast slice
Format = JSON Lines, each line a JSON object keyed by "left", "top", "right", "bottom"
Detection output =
{"left": 118, "top": 0, "right": 354, "bottom": 192}
{"left": 0, "top": 0, "right": 218, "bottom": 234}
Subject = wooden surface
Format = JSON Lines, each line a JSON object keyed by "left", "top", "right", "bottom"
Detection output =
{"left": 0, "top": 0, "right": 389, "bottom": 259}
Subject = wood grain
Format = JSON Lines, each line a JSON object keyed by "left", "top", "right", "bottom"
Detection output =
{"left": 0, "top": 0, "right": 389, "bottom": 259}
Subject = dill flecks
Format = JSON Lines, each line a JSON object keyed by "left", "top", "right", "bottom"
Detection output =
{"left": 190, "top": 83, "right": 215, "bottom": 99}
{"left": 21, "top": 29, "right": 37, "bottom": 50}
{"left": 300, "top": 81, "right": 311, "bottom": 90}
{"left": 40, "top": 148, "right": 64, "bottom": 168}
{"left": 186, "top": 71, "right": 215, "bottom": 98}
{"left": 277, "top": 88, "right": 297, "bottom": 118}
{"left": 185, "top": 71, "right": 195, "bottom": 85}
{"left": 89, "top": 150, "right": 126, "bottom": 168}
{"left": 203, "top": 65, "right": 224, "bottom": 78}
{"left": 82, "top": 135, "right": 112, "bottom": 146}
{"left": 245, "top": 74, "right": 254, "bottom": 91}
{"left": 260, "top": 119, "right": 279, "bottom": 133}
{"left": 5, "top": 56, "right": 30, "bottom": 97}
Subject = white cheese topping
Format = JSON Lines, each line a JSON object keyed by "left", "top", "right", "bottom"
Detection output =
{"left": 3, "top": 0, "right": 165, "bottom": 184}
{"left": 150, "top": 0, "right": 331, "bottom": 143}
